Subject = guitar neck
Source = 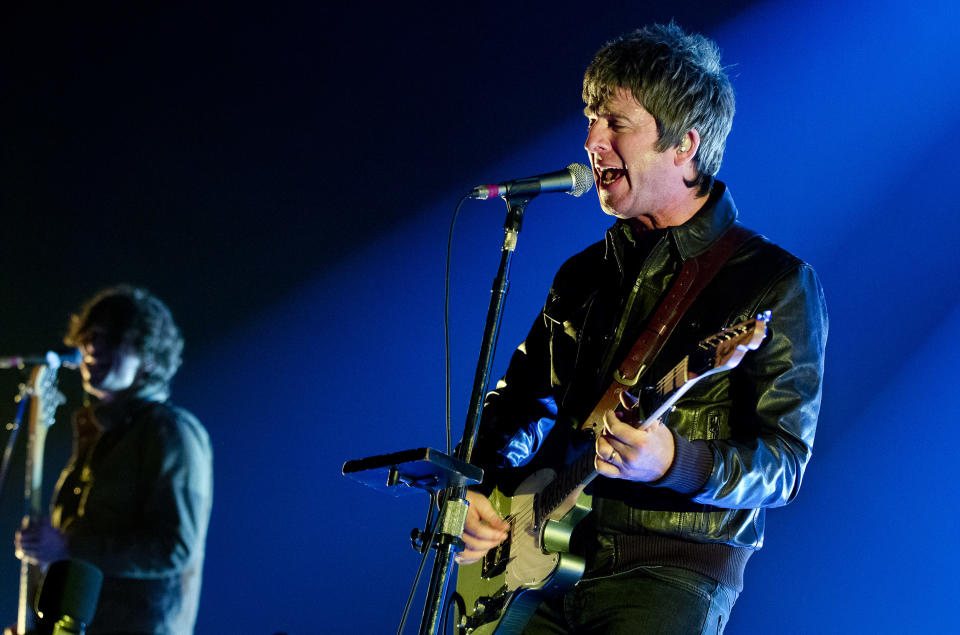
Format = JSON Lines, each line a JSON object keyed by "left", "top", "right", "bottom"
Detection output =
{"left": 24, "top": 420, "right": 48, "bottom": 521}
{"left": 534, "top": 450, "right": 597, "bottom": 525}
{"left": 534, "top": 354, "right": 699, "bottom": 525}
{"left": 17, "top": 364, "right": 65, "bottom": 633}
{"left": 644, "top": 354, "right": 711, "bottom": 428}
{"left": 532, "top": 315, "right": 769, "bottom": 527}
{"left": 17, "top": 559, "right": 38, "bottom": 635}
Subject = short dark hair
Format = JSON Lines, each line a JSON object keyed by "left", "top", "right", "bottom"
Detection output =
{"left": 64, "top": 285, "right": 184, "bottom": 389}
{"left": 582, "top": 22, "right": 735, "bottom": 196}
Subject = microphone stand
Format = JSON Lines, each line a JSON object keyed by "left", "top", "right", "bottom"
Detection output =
{"left": 0, "top": 380, "right": 31, "bottom": 502}
{"left": 417, "top": 193, "right": 533, "bottom": 635}
{"left": 341, "top": 193, "right": 535, "bottom": 635}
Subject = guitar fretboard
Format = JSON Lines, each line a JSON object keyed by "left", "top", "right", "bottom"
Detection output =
{"left": 527, "top": 315, "right": 764, "bottom": 531}
{"left": 533, "top": 449, "right": 596, "bottom": 529}
{"left": 531, "top": 355, "right": 687, "bottom": 528}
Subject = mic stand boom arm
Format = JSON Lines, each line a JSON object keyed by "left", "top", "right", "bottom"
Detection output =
{"left": 417, "top": 193, "right": 532, "bottom": 635}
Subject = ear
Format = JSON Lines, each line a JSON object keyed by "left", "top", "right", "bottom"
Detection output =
{"left": 674, "top": 129, "right": 700, "bottom": 167}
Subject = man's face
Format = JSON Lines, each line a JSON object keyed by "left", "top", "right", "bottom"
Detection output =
{"left": 584, "top": 86, "right": 687, "bottom": 229}
{"left": 77, "top": 325, "right": 143, "bottom": 401}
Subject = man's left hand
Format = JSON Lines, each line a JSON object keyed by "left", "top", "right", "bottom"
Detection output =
{"left": 594, "top": 394, "right": 675, "bottom": 482}
{"left": 15, "top": 518, "right": 69, "bottom": 567}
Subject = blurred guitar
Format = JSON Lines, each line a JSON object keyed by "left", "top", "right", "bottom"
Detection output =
{"left": 456, "top": 313, "right": 770, "bottom": 634}
{"left": 11, "top": 363, "right": 67, "bottom": 635}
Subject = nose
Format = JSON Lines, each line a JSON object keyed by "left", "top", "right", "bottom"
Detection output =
{"left": 584, "top": 121, "right": 610, "bottom": 155}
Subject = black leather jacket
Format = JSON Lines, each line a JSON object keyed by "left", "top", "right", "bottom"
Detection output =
{"left": 472, "top": 182, "right": 827, "bottom": 585}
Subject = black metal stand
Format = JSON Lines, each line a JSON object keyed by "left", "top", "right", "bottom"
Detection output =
{"left": 341, "top": 194, "right": 534, "bottom": 635}
{"left": 0, "top": 381, "right": 30, "bottom": 501}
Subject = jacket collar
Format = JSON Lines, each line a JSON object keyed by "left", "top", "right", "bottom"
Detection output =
{"left": 89, "top": 385, "right": 168, "bottom": 432}
{"left": 669, "top": 180, "right": 738, "bottom": 260}
{"left": 605, "top": 180, "right": 739, "bottom": 268}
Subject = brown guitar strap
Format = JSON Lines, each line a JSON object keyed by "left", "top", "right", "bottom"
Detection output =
{"left": 581, "top": 223, "right": 756, "bottom": 435}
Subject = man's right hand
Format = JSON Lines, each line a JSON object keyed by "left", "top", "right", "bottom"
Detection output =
{"left": 455, "top": 490, "right": 510, "bottom": 565}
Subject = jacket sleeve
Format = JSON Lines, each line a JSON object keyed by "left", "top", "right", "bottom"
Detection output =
{"left": 66, "top": 410, "right": 214, "bottom": 578}
{"left": 471, "top": 303, "right": 559, "bottom": 484}
{"left": 656, "top": 262, "right": 828, "bottom": 509}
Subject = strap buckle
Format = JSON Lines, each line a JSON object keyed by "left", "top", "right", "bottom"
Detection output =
{"left": 613, "top": 364, "right": 644, "bottom": 386}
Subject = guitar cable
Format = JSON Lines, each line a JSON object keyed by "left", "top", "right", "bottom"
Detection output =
{"left": 397, "top": 489, "right": 439, "bottom": 635}
{"left": 442, "top": 194, "right": 469, "bottom": 457}
{"left": 443, "top": 588, "right": 467, "bottom": 635}
{"left": 396, "top": 191, "right": 475, "bottom": 633}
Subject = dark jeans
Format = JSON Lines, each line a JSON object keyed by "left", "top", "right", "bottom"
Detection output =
{"left": 522, "top": 566, "right": 738, "bottom": 635}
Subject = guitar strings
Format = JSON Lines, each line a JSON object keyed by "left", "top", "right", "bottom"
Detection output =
{"left": 498, "top": 450, "right": 596, "bottom": 545}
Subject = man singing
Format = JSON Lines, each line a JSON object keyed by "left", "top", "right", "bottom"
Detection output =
{"left": 458, "top": 23, "right": 827, "bottom": 633}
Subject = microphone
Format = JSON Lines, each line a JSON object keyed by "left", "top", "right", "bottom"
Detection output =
{"left": 35, "top": 559, "right": 103, "bottom": 635}
{"left": 468, "top": 163, "right": 594, "bottom": 200}
{"left": 0, "top": 347, "right": 82, "bottom": 370}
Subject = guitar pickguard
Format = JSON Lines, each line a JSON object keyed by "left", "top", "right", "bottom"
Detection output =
{"left": 457, "top": 468, "right": 591, "bottom": 634}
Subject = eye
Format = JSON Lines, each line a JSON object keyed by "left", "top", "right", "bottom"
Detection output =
{"left": 608, "top": 118, "right": 627, "bottom": 132}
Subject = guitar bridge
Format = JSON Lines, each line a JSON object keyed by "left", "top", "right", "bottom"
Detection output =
{"left": 462, "top": 584, "right": 509, "bottom": 632}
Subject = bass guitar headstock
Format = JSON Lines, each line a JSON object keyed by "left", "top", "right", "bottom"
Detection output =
{"left": 26, "top": 363, "right": 67, "bottom": 431}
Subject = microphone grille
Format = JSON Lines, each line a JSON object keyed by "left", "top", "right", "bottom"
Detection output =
{"left": 566, "top": 163, "right": 594, "bottom": 198}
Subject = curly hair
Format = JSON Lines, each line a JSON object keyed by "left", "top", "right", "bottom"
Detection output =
{"left": 582, "top": 22, "right": 735, "bottom": 197}
{"left": 64, "top": 285, "right": 184, "bottom": 389}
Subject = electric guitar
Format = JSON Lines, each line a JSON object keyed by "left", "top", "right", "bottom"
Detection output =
{"left": 14, "top": 362, "right": 67, "bottom": 635}
{"left": 455, "top": 313, "right": 770, "bottom": 634}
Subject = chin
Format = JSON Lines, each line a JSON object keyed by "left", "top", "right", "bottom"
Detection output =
{"left": 599, "top": 202, "right": 626, "bottom": 218}
{"left": 598, "top": 195, "right": 635, "bottom": 218}
{"left": 602, "top": 208, "right": 637, "bottom": 222}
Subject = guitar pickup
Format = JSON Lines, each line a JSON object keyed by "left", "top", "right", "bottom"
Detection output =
{"left": 481, "top": 536, "right": 511, "bottom": 579}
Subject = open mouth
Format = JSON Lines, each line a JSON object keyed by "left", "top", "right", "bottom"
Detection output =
{"left": 596, "top": 167, "right": 625, "bottom": 186}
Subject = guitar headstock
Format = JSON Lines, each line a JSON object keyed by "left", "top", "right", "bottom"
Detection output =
{"left": 27, "top": 364, "right": 67, "bottom": 430}
{"left": 695, "top": 311, "right": 771, "bottom": 374}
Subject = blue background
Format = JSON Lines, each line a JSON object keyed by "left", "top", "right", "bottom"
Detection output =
{"left": 1, "top": 1, "right": 958, "bottom": 632}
